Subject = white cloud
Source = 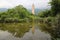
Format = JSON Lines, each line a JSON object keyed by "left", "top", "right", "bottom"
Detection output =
{"left": 0, "top": 0, "right": 50, "bottom": 9}
{"left": 0, "top": 0, "right": 13, "bottom": 8}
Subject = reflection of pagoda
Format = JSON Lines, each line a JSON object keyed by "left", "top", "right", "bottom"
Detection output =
{"left": 32, "top": 4, "right": 35, "bottom": 15}
{"left": 31, "top": 4, "right": 35, "bottom": 34}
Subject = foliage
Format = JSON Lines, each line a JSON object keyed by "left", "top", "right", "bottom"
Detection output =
{"left": 39, "top": 14, "right": 60, "bottom": 40}
{"left": 38, "top": 0, "right": 60, "bottom": 17}
{"left": 38, "top": 10, "right": 51, "bottom": 17}
{"left": 51, "top": 0, "right": 60, "bottom": 16}
{"left": 38, "top": 0, "right": 60, "bottom": 40}
{"left": 0, "top": 23, "right": 30, "bottom": 37}
{"left": 0, "top": 5, "right": 32, "bottom": 23}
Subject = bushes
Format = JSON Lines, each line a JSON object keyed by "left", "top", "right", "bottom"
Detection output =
{"left": 39, "top": 14, "right": 60, "bottom": 40}
{"left": 38, "top": 10, "right": 51, "bottom": 17}
{"left": 0, "top": 5, "right": 32, "bottom": 23}
{"left": 51, "top": 0, "right": 60, "bottom": 16}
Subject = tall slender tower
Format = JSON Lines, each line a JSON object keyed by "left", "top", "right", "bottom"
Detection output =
{"left": 32, "top": 4, "right": 35, "bottom": 34}
{"left": 32, "top": 4, "right": 35, "bottom": 15}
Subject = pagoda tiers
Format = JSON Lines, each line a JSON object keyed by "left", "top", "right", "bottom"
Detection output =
{"left": 32, "top": 4, "right": 35, "bottom": 15}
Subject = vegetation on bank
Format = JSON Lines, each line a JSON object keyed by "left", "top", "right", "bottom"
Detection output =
{"left": 0, "top": 0, "right": 59, "bottom": 23}
{"left": 0, "top": 23, "right": 30, "bottom": 37}
{"left": 0, "top": 5, "right": 35, "bottom": 23}
{"left": 38, "top": 0, "right": 60, "bottom": 40}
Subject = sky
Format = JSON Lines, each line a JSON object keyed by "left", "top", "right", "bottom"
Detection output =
{"left": 0, "top": 0, "right": 50, "bottom": 9}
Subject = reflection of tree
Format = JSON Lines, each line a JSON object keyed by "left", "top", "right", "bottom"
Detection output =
{"left": 32, "top": 20, "right": 35, "bottom": 34}
{"left": 0, "top": 23, "right": 30, "bottom": 38}
{"left": 38, "top": 15, "right": 60, "bottom": 40}
{"left": 38, "top": 23, "right": 56, "bottom": 40}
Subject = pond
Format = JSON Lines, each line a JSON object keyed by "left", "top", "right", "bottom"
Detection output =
{"left": 0, "top": 23, "right": 51, "bottom": 40}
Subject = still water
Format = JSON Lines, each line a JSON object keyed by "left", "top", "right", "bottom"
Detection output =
{"left": 0, "top": 23, "right": 51, "bottom": 40}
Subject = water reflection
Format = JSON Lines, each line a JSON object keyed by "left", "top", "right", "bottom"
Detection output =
{"left": 38, "top": 22, "right": 60, "bottom": 40}
{"left": 0, "top": 23, "right": 51, "bottom": 40}
{"left": 0, "top": 23, "right": 30, "bottom": 37}
{"left": 32, "top": 21, "right": 35, "bottom": 34}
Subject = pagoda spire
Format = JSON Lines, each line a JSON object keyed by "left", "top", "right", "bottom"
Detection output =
{"left": 32, "top": 4, "right": 35, "bottom": 15}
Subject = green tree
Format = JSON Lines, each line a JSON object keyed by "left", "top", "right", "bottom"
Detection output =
{"left": 38, "top": 10, "right": 51, "bottom": 17}
{"left": 0, "top": 5, "right": 31, "bottom": 23}
{"left": 51, "top": 0, "right": 60, "bottom": 16}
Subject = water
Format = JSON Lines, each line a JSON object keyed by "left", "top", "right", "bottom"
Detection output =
{"left": 0, "top": 23, "right": 51, "bottom": 40}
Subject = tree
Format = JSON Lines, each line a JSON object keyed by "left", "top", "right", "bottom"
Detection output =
{"left": 0, "top": 5, "right": 31, "bottom": 23}
{"left": 51, "top": 0, "right": 60, "bottom": 16}
{"left": 14, "top": 5, "right": 30, "bottom": 19}
{"left": 38, "top": 10, "right": 51, "bottom": 17}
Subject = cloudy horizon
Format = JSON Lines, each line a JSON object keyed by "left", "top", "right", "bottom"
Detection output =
{"left": 0, "top": 0, "right": 50, "bottom": 9}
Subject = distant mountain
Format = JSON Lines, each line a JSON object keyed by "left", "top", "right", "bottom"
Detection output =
{"left": 28, "top": 8, "right": 44, "bottom": 15}
{"left": 0, "top": 8, "right": 7, "bottom": 12}
{"left": 28, "top": 8, "right": 50, "bottom": 15}
{"left": 28, "top": 9, "right": 39, "bottom": 13}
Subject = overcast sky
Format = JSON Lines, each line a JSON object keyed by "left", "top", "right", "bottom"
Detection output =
{"left": 0, "top": 0, "right": 50, "bottom": 9}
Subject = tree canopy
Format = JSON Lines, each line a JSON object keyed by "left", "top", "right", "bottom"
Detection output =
{"left": 0, "top": 5, "right": 31, "bottom": 23}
